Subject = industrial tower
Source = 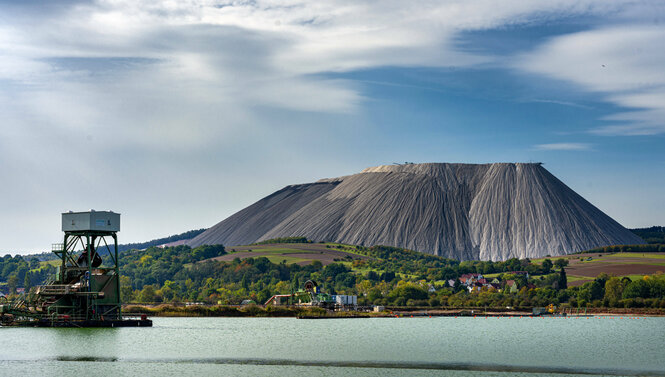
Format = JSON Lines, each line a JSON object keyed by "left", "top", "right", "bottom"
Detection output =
{"left": 0, "top": 211, "right": 151, "bottom": 327}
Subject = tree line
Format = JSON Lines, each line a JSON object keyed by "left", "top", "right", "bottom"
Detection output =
{"left": 2, "top": 244, "right": 665, "bottom": 310}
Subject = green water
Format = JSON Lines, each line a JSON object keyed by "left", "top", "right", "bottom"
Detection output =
{"left": 1, "top": 316, "right": 664, "bottom": 376}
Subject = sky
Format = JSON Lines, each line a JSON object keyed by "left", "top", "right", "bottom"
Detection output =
{"left": 1, "top": 0, "right": 664, "bottom": 254}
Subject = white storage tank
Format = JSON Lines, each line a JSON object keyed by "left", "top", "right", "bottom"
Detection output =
{"left": 333, "top": 295, "right": 358, "bottom": 305}
{"left": 62, "top": 211, "right": 120, "bottom": 232}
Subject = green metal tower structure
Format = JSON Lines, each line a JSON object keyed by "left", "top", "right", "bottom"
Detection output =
{"left": 45, "top": 211, "right": 123, "bottom": 321}
{"left": 0, "top": 211, "right": 151, "bottom": 327}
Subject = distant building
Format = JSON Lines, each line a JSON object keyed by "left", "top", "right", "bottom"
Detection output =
{"left": 264, "top": 280, "right": 336, "bottom": 308}
{"left": 505, "top": 280, "right": 519, "bottom": 293}
{"left": 468, "top": 282, "right": 484, "bottom": 292}
{"left": 460, "top": 273, "right": 483, "bottom": 281}
{"left": 332, "top": 295, "right": 357, "bottom": 309}
{"left": 459, "top": 273, "right": 484, "bottom": 287}
{"left": 264, "top": 294, "right": 293, "bottom": 306}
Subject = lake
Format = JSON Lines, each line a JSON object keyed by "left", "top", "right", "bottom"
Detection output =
{"left": 1, "top": 316, "right": 664, "bottom": 376}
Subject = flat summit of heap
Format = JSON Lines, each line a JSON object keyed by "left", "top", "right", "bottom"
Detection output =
{"left": 188, "top": 163, "right": 643, "bottom": 260}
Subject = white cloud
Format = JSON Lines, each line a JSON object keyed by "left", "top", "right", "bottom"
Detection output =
{"left": 517, "top": 25, "right": 665, "bottom": 135}
{"left": 534, "top": 143, "right": 592, "bottom": 151}
{"left": 0, "top": 0, "right": 658, "bottom": 251}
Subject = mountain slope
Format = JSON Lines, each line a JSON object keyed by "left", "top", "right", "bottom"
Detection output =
{"left": 187, "top": 163, "right": 643, "bottom": 260}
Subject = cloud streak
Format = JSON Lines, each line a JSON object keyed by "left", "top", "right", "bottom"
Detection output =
{"left": 517, "top": 25, "right": 665, "bottom": 135}
{"left": 533, "top": 143, "right": 592, "bottom": 151}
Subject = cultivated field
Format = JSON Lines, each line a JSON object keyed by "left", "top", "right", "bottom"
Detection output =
{"left": 202, "top": 244, "right": 665, "bottom": 285}
{"left": 542, "top": 252, "right": 665, "bottom": 286}
{"left": 204, "top": 243, "right": 370, "bottom": 266}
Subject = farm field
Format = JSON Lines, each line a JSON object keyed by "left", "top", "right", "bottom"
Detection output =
{"left": 38, "top": 243, "right": 665, "bottom": 287}
{"left": 552, "top": 252, "right": 665, "bottom": 286}
{"left": 204, "top": 244, "right": 665, "bottom": 285}
{"left": 204, "top": 243, "right": 370, "bottom": 266}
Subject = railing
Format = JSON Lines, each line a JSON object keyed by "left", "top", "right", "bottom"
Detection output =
{"left": 36, "top": 284, "right": 78, "bottom": 295}
{"left": 11, "top": 296, "right": 26, "bottom": 310}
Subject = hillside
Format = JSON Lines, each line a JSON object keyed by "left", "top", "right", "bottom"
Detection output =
{"left": 187, "top": 163, "right": 642, "bottom": 260}
{"left": 630, "top": 227, "right": 665, "bottom": 244}
{"left": 2, "top": 242, "right": 664, "bottom": 310}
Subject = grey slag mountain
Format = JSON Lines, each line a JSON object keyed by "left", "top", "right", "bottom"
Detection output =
{"left": 188, "top": 163, "right": 643, "bottom": 260}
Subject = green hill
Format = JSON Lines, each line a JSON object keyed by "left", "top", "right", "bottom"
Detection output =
{"left": 2, "top": 241, "right": 664, "bottom": 310}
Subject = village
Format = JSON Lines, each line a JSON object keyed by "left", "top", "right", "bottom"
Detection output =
{"left": 453, "top": 271, "right": 531, "bottom": 293}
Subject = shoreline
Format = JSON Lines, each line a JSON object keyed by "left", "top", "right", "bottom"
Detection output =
{"left": 123, "top": 304, "right": 665, "bottom": 318}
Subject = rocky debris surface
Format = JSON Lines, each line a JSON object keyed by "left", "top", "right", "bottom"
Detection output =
{"left": 187, "top": 163, "right": 643, "bottom": 260}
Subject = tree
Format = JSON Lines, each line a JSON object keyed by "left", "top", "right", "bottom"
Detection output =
{"left": 160, "top": 280, "right": 177, "bottom": 301}
{"left": 274, "top": 281, "right": 291, "bottom": 294}
{"left": 541, "top": 259, "right": 553, "bottom": 274}
{"left": 367, "top": 288, "right": 383, "bottom": 303}
{"left": 453, "top": 278, "right": 464, "bottom": 293}
{"left": 257, "top": 287, "right": 272, "bottom": 305}
{"left": 120, "top": 276, "right": 134, "bottom": 302}
{"left": 7, "top": 275, "right": 17, "bottom": 294}
{"left": 558, "top": 268, "right": 567, "bottom": 290}
{"left": 366, "top": 270, "right": 379, "bottom": 281}
{"left": 623, "top": 280, "right": 650, "bottom": 299}
{"left": 589, "top": 280, "right": 604, "bottom": 300}
{"left": 23, "top": 272, "right": 31, "bottom": 291}
{"left": 139, "top": 285, "right": 158, "bottom": 303}
{"left": 604, "top": 277, "right": 624, "bottom": 302}
{"left": 554, "top": 258, "right": 569, "bottom": 270}
{"left": 388, "top": 283, "right": 428, "bottom": 302}
{"left": 356, "top": 280, "right": 373, "bottom": 297}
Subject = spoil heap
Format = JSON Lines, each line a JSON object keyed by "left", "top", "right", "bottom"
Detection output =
{"left": 188, "top": 163, "right": 642, "bottom": 260}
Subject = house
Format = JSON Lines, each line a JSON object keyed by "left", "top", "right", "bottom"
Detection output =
{"left": 460, "top": 273, "right": 483, "bottom": 280}
{"left": 468, "top": 282, "right": 484, "bottom": 292}
{"left": 428, "top": 285, "right": 437, "bottom": 293}
{"left": 505, "top": 280, "right": 518, "bottom": 293}
{"left": 459, "top": 273, "right": 484, "bottom": 287}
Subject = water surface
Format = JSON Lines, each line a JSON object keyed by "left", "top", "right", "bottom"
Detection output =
{"left": 1, "top": 316, "right": 663, "bottom": 376}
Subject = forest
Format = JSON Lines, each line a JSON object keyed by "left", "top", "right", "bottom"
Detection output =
{"left": 2, "top": 242, "right": 664, "bottom": 310}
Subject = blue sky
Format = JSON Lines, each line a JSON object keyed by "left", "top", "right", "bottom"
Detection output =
{"left": 0, "top": 0, "right": 663, "bottom": 253}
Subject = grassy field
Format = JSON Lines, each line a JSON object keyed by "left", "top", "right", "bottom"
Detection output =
{"left": 529, "top": 252, "right": 665, "bottom": 285}
{"left": 204, "top": 242, "right": 370, "bottom": 266}
{"left": 261, "top": 255, "right": 311, "bottom": 264}
{"left": 562, "top": 252, "right": 665, "bottom": 286}
{"left": 39, "top": 260, "right": 60, "bottom": 267}
{"left": 201, "top": 243, "right": 665, "bottom": 286}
